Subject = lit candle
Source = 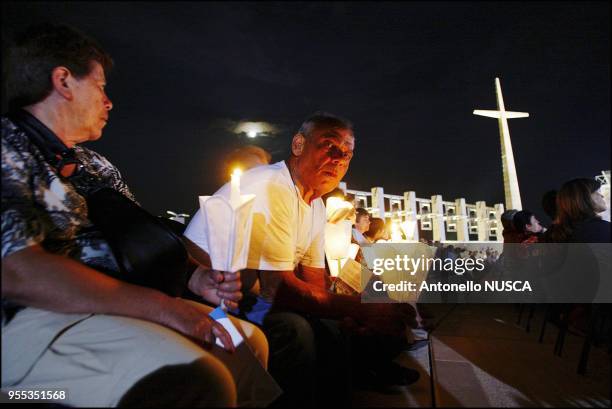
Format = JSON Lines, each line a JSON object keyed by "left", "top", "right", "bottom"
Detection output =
{"left": 326, "top": 197, "right": 353, "bottom": 223}
{"left": 325, "top": 220, "right": 352, "bottom": 277}
{"left": 324, "top": 221, "right": 352, "bottom": 260}
{"left": 230, "top": 168, "right": 241, "bottom": 207}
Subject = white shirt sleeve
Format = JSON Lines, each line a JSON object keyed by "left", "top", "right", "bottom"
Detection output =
{"left": 184, "top": 162, "right": 322, "bottom": 272}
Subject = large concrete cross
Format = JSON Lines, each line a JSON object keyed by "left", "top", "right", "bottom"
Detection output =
{"left": 474, "top": 77, "right": 528, "bottom": 210}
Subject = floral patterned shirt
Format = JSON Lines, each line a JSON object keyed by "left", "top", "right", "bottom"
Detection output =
{"left": 1, "top": 115, "right": 136, "bottom": 322}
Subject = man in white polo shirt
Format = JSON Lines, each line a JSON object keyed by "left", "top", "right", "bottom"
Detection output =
{"left": 185, "top": 112, "right": 417, "bottom": 406}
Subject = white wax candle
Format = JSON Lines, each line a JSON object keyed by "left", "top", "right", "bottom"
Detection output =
{"left": 325, "top": 197, "right": 353, "bottom": 223}
{"left": 230, "top": 168, "right": 241, "bottom": 207}
{"left": 347, "top": 243, "right": 360, "bottom": 260}
{"left": 324, "top": 220, "right": 352, "bottom": 260}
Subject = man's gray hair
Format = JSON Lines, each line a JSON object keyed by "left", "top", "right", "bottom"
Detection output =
{"left": 298, "top": 111, "right": 354, "bottom": 139}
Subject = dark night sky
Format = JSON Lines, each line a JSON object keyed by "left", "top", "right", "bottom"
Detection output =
{"left": 2, "top": 2, "right": 610, "bottom": 222}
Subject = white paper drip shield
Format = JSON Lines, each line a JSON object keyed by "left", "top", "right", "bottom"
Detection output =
{"left": 199, "top": 194, "right": 256, "bottom": 272}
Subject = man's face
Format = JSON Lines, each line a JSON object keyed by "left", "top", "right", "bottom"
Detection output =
{"left": 355, "top": 214, "right": 370, "bottom": 234}
{"left": 297, "top": 126, "right": 354, "bottom": 195}
{"left": 70, "top": 61, "right": 113, "bottom": 142}
{"left": 526, "top": 216, "right": 543, "bottom": 233}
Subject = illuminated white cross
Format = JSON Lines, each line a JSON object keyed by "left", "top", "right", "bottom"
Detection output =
{"left": 474, "top": 77, "right": 529, "bottom": 210}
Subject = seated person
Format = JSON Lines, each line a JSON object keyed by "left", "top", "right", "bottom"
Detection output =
{"left": 352, "top": 207, "right": 371, "bottom": 245}
{"left": 513, "top": 210, "right": 546, "bottom": 243}
{"left": 501, "top": 209, "right": 520, "bottom": 243}
{"left": 224, "top": 144, "right": 271, "bottom": 174}
{"left": 547, "top": 178, "right": 609, "bottom": 243}
{"left": 364, "top": 217, "right": 389, "bottom": 243}
{"left": 185, "top": 112, "right": 420, "bottom": 406}
{"left": 541, "top": 189, "right": 558, "bottom": 223}
{"left": 2, "top": 23, "right": 270, "bottom": 407}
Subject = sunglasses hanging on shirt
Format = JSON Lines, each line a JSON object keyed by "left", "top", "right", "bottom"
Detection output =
{"left": 9, "top": 109, "right": 190, "bottom": 297}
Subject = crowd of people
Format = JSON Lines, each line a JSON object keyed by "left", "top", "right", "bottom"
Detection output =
{"left": 2, "top": 23, "right": 424, "bottom": 408}
{"left": 2, "top": 23, "right": 609, "bottom": 408}
{"left": 501, "top": 178, "right": 609, "bottom": 245}
{"left": 497, "top": 179, "right": 610, "bottom": 332}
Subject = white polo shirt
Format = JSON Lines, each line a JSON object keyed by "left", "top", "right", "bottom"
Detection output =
{"left": 184, "top": 161, "right": 326, "bottom": 273}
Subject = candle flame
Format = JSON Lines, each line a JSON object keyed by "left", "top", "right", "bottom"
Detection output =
{"left": 232, "top": 168, "right": 242, "bottom": 177}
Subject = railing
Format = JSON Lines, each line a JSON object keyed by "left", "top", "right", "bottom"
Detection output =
{"left": 341, "top": 184, "right": 504, "bottom": 243}
{"left": 340, "top": 169, "right": 611, "bottom": 243}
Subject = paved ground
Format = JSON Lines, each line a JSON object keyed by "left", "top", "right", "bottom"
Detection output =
{"left": 354, "top": 304, "right": 611, "bottom": 407}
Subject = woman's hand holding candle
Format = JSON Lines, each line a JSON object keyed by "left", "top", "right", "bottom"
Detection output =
{"left": 188, "top": 266, "right": 243, "bottom": 310}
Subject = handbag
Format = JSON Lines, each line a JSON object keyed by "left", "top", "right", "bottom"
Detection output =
{"left": 81, "top": 185, "right": 189, "bottom": 297}
{"left": 11, "top": 110, "right": 189, "bottom": 296}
